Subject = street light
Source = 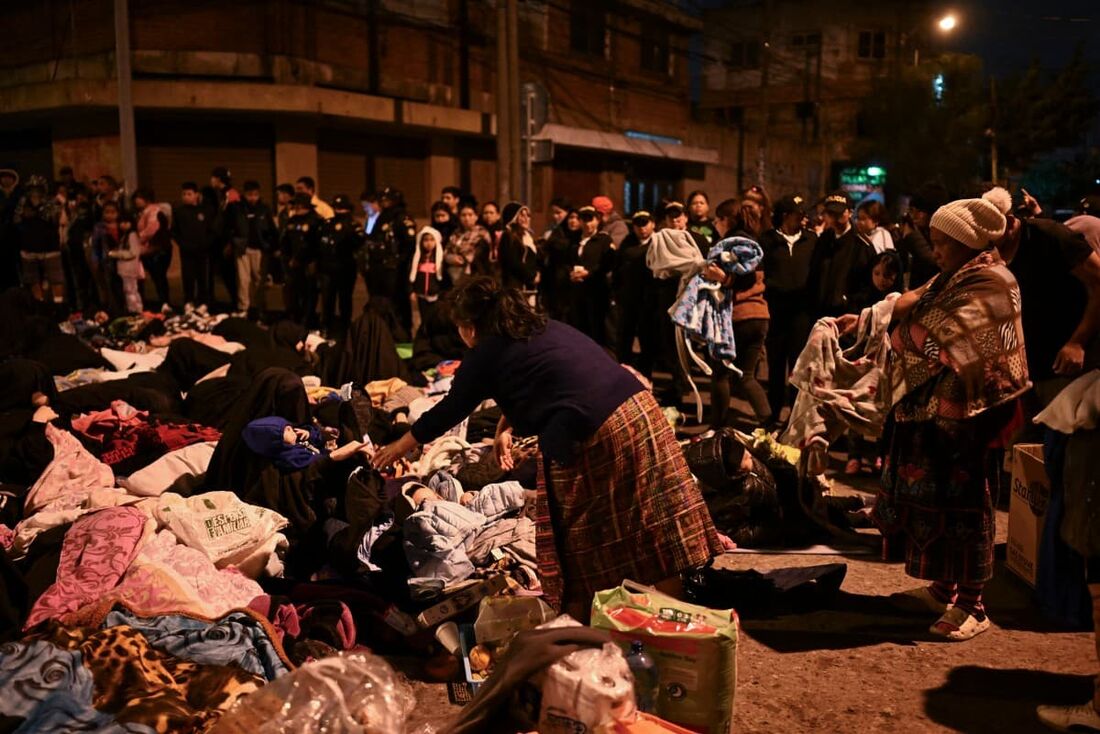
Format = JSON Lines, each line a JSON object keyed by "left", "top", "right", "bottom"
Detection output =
{"left": 914, "top": 13, "right": 957, "bottom": 65}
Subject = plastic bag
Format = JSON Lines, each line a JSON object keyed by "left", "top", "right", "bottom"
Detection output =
{"left": 591, "top": 581, "right": 738, "bottom": 734}
{"left": 473, "top": 595, "right": 557, "bottom": 647}
{"left": 210, "top": 651, "right": 415, "bottom": 734}
{"left": 535, "top": 616, "right": 636, "bottom": 733}
{"left": 153, "top": 491, "right": 289, "bottom": 569}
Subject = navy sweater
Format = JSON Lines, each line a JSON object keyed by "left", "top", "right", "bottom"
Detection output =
{"left": 411, "top": 320, "right": 643, "bottom": 463}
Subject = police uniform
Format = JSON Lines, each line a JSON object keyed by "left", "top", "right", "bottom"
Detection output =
{"left": 279, "top": 196, "right": 323, "bottom": 325}
{"left": 368, "top": 188, "right": 418, "bottom": 332}
{"left": 318, "top": 195, "right": 364, "bottom": 335}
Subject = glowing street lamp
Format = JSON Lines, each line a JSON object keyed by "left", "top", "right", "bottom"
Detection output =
{"left": 938, "top": 14, "right": 957, "bottom": 32}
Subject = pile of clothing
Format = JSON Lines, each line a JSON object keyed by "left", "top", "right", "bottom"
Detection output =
{"left": 0, "top": 296, "right": 531, "bottom": 732}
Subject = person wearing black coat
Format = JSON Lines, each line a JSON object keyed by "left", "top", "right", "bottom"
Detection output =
{"left": 170, "top": 182, "right": 212, "bottom": 307}
{"left": 279, "top": 193, "right": 323, "bottom": 326}
{"left": 539, "top": 207, "right": 580, "bottom": 321}
{"left": 226, "top": 181, "right": 277, "bottom": 318}
{"left": 496, "top": 202, "right": 539, "bottom": 293}
{"left": 318, "top": 195, "right": 365, "bottom": 337}
{"left": 612, "top": 210, "right": 659, "bottom": 376}
{"left": 372, "top": 187, "right": 418, "bottom": 334}
{"left": 807, "top": 191, "right": 874, "bottom": 318}
{"left": 566, "top": 206, "right": 614, "bottom": 346}
{"left": 760, "top": 194, "right": 817, "bottom": 421}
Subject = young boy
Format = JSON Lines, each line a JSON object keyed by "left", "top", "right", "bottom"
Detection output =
{"left": 171, "top": 181, "right": 212, "bottom": 308}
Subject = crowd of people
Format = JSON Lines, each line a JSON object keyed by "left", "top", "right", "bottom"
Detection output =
{"left": 3, "top": 158, "right": 1100, "bottom": 730}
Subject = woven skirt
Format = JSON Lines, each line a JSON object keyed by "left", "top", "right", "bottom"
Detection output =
{"left": 536, "top": 390, "right": 722, "bottom": 614}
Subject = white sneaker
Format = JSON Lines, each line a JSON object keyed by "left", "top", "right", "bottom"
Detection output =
{"left": 1037, "top": 703, "right": 1100, "bottom": 732}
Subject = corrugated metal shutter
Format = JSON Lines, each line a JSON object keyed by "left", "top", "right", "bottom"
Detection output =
{"left": 137, "top": 120, "right": 274, "bottom": 203}
{"left": 375, "top": 154, "right": 427, "bottom": 220}
{"left": 317, "top": 149, "right": 368, "bottom": 203}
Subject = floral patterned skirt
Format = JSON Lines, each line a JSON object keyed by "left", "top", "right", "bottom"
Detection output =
{"left": 871, "top": 406, "right": 1009, "bottom": 585}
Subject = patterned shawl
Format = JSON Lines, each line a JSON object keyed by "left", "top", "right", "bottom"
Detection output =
{"left": 888, "top": 248, "right": 1031, "bottom": 423}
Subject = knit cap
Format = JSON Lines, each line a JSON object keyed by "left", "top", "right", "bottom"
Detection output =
{"left": 930, "top": 198, "right": 1006, "bottom": 249}
{"left": 981, "top": 186, "right": 1013, "bottom": 215}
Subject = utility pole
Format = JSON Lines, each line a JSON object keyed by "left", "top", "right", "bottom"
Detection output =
{"left": 756, "top": 0, "right": 771, "bottom": 186}
{"left": 495, "top": 0, "right": 512, "bottom": 202}
{"left": 114, "top": 0, "right": 138, "bottom": 192}
{"left": 989, "top": 77, "right": 999, "bottom": 185}
{"left": 505, "top": 0, "right": 522, "bottom": 201}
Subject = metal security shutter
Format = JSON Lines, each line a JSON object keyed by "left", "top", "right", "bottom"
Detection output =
{"left": 137, "top": 120, "right": 275, "bottom": 203}
{"left": 318, "top": 149, "right": 369, "bottom": 203}
{"left": 374, "top": 153, "right": 428, "bottom": 220}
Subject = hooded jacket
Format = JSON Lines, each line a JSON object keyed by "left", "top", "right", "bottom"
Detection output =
{"left": 410, "top": 226, "right": 444, "bottom": 302}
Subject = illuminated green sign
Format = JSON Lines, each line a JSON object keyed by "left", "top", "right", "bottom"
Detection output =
{"left": 839, "top": 165, "right": 887, "bottom": 203}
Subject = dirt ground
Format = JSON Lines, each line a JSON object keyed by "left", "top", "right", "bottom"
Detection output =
{"left": 398, "top": 467, "right": 1093, "bottom": 734}
{"left": 176, "top": 276, "right": 1090, "bottom": 732}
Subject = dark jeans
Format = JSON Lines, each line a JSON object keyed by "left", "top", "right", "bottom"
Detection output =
{"left": 568, "top": 286, "right": 610, "bottom": 347}
{"left": 210, "top": 242, "right": 237, "bottom": 307}
{"left": 65, "top": 241, "right": 98, "bottom": 313}
{"left": 180, "top": 250, "right": 210, "bottom": 306}
{"left": 614, "top": 289, "right": 658, "bottom": 377}
{"left": 283, "top": 266, "right": 317, "bottom": 326}
{"left": 710, "top": 318, "right": 771, "bottom": 428}
{"left": 765, "top": 295, "right": 812, "bottom": 419}
{"left": 320, "top": 268, "right": 356, "bottom": 335}
{"left": 141, "top": 250, "right": 172, "bottom": 308}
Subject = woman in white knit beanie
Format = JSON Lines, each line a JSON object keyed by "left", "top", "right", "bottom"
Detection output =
{"left": 870, "top": 197, "right": 1031, "bottom": 641}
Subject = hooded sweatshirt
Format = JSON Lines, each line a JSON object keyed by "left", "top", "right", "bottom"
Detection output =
{"left": 410, "top": 226, "right": 444, "bottom": 302}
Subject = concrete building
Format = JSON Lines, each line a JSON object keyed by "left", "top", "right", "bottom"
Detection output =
{"left": 0, "top": 0, "right": 729, "bottom": 226}
{"left": 698, "top": 0, "right": 938, "bottom": 201}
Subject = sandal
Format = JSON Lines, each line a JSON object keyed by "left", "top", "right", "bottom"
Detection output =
{"left": 930, "top": 606, "right": 991, "bottom": 641}
{"left": 889, "top": 586, "right": 950, "bottom": 615}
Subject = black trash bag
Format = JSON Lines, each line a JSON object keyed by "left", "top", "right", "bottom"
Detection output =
{"left": 683, "top": 561, "right": 848, "bottom": 617}
{"left": 700, "top": 453, "right": 784, "bottom": 549}
{"left": 683, "top": 428, "right": 746, "bottom": 493}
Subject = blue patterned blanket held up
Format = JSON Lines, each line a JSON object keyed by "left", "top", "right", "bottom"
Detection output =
{"left": 669, "top": 235, "right": 764, "bottom": 420}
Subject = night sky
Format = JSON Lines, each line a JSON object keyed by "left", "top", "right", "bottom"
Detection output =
{"left": 944, "top": 0, "right": 1099, "bottom": 87}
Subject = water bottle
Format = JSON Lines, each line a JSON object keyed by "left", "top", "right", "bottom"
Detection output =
{"left": 625, "top": 640, "right": 659, "bottom": 713}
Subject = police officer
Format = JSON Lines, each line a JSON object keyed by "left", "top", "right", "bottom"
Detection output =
{"left": 318, "top": 194, "right": 364, "bottom": 336}
{"left": 278, "top": 193, "right": 322, "bottom": 326}
{"left": 370, "top": 186, "right": 417, "bottom": 337}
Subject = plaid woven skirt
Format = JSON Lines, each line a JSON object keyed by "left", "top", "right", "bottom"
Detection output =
{"left": 536, "top": 390, "right": 722, "bottom": 615}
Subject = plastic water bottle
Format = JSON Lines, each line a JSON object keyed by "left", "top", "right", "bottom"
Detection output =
{"left": 626, "top": 640, "right": 659, "bottom": 713}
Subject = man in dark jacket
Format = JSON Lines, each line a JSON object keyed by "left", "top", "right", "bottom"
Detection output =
{"left": 227, "top": 180, "right": 276, "bottom": 318}
{"left": 279, "top": 193, "right": 322, "bottom": 326}
{"left": 898, "top": 182, "right": 946, "bottom": 288}
{"left": 760, "top": 194, "right": 817, "bottom": 422}
{"left": 171, "top": 181, "right": 212, "bottom": 308}
{"left": 372, "top": 186, "right": 417, "bottom": 333}
{"left": 613, "top": 210, "right": 658, "bottom": 376}
{"left": 808, "top": 190, "right": 873, "bottom": 318}
{"left": 0, "top": 167, "right": 23, "bottom": 290}
{"left": 203, "top": 166, "right": 240, "bottom": 306}
{"left": 318, "top": 194, "right": 364, "bottom": 337}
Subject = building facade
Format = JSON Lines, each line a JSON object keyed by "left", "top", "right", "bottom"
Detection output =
{"left": 698, "top": 0, "right": 937, "bottom": 201}
{"left": 1, "top": 0, "right": 732, "bottom": 225}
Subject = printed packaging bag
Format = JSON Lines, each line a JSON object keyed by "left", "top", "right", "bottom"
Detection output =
{"left": 153, "top": 491, "right": 289, "bottom": 569}
{"left": 590, "top": 581, "right": 738, "bottom": 734}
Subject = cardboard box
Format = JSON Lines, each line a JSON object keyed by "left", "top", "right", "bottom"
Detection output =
{"left": 1006, "top": 444, "right": 1051, "bottom": 587}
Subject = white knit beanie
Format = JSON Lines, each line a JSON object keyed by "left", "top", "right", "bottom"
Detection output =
{"left": 981, "top": 186, "right": 1012, "bottom": 215}
{"left": 930, "top": 198, "right": 1006, "bottom": 249}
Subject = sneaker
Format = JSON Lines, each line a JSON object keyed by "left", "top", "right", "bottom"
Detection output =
{"left": 1037, "top": 703, "right": 1100, "bottom": 732}
{"left": 845, "top": 458, "right": 862, "bottom": 476}
{"left": 930, "top": 606, "right": 991, "bottom": 641}
{"left": 889, "top": 586, "right": 950, "bottom": 615}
